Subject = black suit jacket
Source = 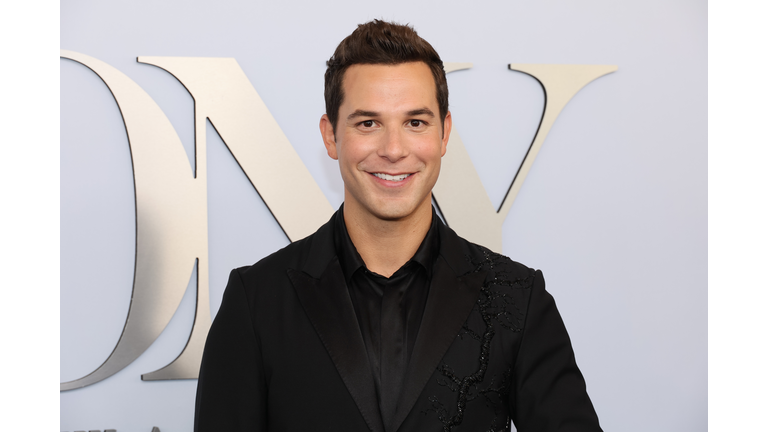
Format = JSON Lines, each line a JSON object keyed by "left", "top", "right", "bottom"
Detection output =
{"left": 195, "top": 211, "right": 601, "bottom": 432}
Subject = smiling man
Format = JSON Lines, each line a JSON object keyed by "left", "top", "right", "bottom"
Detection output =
{"left": 195, "top": 20, "right": 602, "bottom": 432}
{"left": 320, "top": 60, "right": 448, "bottom": 278}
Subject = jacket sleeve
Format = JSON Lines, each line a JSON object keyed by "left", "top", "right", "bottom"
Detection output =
{"left": 194, "top": 269, "right": 267, "bottom": 432}
{"left": 510, "top": 270, "right": 602, "bottom": 432}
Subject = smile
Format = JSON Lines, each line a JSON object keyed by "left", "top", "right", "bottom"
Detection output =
{"left": 372, "top": 173, "right": 412, "bottom": 182}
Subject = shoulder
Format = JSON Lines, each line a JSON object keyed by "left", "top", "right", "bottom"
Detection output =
{"left": 231, "top": 210, "right": 338, "bottom": 288}
{"left": 470, "top": 241, "right": 538, "bottom": 289}
{"left": 233, "top": 232, "right": 317, "bottom": 288}
{"left": 440, "top": 221, "right": 537, "bottom": 286}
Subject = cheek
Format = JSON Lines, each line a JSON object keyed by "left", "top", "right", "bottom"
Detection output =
{"left": 336, "top": 148, "right": 366, "bottom": 181}
{"left": 340, "top": 141, "right": 374, "bottom": 166}
{"left": 414, "top": 142, "right": 444, "bottom": 164}
{"left": 338, "top": 148, "right": 358, "bottom": 166}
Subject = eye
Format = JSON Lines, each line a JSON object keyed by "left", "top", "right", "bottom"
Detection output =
{"left": 361, "top": 120, "right": 375, "bottom": 128}
{"left": 409, "top": 120, "right": 424, "bottom": 127}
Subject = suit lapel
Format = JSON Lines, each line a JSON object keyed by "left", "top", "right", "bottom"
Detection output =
{"left": 288, "top": 210, "right": 489, "bottom": 432}
{"left": 390, "top": 223, "right": 488, "bottom": 432}
{"left": 288, "top": 212, "right": 385, "bottom": 432}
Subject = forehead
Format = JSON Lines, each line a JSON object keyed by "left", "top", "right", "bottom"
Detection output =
{"left": 340, "top": 62, "right": 437, "bottom": 109}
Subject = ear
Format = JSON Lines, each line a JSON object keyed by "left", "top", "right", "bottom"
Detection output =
{"left": 440, "top": 111, "right": 452, "bottom": 157}
{"left": 319, "top": 114, "right": 338, "bottom": 160}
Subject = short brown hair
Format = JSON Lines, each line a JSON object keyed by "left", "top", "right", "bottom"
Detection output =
{"left": 324, "top": 20, "right": 449, "bottom": 133}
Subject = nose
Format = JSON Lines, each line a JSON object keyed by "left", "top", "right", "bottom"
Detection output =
{"left": 378, "top": 128, "right": 407, "bottom": 162}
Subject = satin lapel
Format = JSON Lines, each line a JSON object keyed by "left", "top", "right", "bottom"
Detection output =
{"left": 288, "top": 260, "right": 385, "bottom": 432}
{"left": 390, "top": 255, "right": 487, "bottom": 432}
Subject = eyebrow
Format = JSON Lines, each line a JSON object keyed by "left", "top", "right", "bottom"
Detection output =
{"left": 347, "top": 110, "right": 379, "bottom": 121}
{"left": 406, "top": 108, "right": 436, "bottom": 118}
{"left": 346, "top": 107, "right": 436, "bottom": 121}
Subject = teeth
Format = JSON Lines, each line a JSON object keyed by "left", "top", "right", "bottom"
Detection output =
{"left": 373, "top": 173, "right": 410, "bottom": 182}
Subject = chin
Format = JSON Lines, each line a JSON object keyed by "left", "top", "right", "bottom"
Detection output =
{"left": 374, "top": 211, "right": 410, "bottom": 222}
{"left": 366, "top": 198, "right": 429, "bottom": 222}
{"left": 362, "top": 206, "right": 405, "bottom": 221}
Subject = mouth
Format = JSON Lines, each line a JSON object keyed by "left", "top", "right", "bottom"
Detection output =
{"left": 372, "top": 172, "right": 412, "bottom": 182}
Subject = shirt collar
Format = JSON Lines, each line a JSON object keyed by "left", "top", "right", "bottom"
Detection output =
{"left": 334, "top": 205, "right": 440, "bottom": 283}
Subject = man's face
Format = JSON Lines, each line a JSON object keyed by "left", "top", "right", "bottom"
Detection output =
{"left": 320, "top": 62, "right": 452, "bottom": 223}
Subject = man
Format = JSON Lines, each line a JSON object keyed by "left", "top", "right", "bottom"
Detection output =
{"left": 195, "top": 20, "right": 601, "bottom": 432}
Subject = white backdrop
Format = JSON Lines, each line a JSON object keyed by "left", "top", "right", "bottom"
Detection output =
{"left": 61, "top": 1, "right": 707, "bottom": 431}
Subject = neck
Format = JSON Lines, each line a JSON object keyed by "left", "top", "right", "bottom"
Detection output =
{"left": 343, "top": 199, "right": 433, "bottom": 278}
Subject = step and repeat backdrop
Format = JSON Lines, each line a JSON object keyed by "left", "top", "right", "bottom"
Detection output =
{"left": 61, "top": 1, "right": 706, "bottom": 431}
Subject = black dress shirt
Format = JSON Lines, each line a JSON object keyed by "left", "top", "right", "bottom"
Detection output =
{"left": 334, "top": 206, "right": 440, "bottom": 429}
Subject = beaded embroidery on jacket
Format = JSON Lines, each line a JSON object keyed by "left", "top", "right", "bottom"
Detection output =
{"left": 424, "top": 248, "right": 533, "bottom": 432}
